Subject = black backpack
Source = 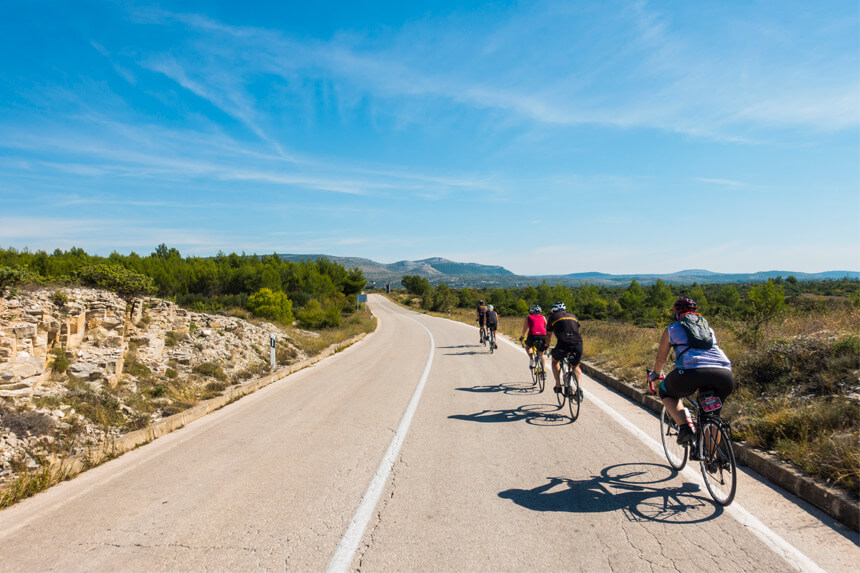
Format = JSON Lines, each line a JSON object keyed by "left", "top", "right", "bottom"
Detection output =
{"left": 674, "top": 313, "right": 713, "bottom": 360}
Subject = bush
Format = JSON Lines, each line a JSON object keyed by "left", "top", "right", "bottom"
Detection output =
{"left": 75, "top": 264, "right": 155, "bottom": 300}
{"left": 49, "top": 347, "right": 70, "bottom": 373}
{"left": 50, "top": 290, "right": 68, "bottom": 307}
{"left": 246, "top": 288, "right": 294, "bottom": 324}
{"left": 296, "top": 299, "right": 342, "bottom": 328}
{"left": 193, "top": 362, "right": 228, "bottom": 381}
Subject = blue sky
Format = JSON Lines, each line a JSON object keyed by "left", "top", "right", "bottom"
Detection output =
{"left": 1, "top": 1, "right": 858, "bottom": 275}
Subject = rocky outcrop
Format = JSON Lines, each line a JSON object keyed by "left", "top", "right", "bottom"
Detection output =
{"left": 0, "top": 287, "right": 299, "bottom": 488}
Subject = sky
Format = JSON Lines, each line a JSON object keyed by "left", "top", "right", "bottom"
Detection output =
{"left": 1, "top": 0, "right": 858, "bottom": 275}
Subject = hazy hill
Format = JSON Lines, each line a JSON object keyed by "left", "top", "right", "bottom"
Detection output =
{"left": 276, "top": 254, "right": 859, "bottom": 288}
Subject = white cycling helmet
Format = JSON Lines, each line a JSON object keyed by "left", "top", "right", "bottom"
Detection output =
{"left": 487, "top": 305, "right": 494, "bottom": 310}
{"left": 551, "top": 301, "right": 566, "bottom": 313}
{"left": 529, "top": 305, "right": 542, "bottom": 314}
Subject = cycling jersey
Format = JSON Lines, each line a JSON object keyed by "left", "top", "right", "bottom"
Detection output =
{"left": 526, "top": 314, "right": 547, "bottom": 336}
{"left": 486, "top": 310, "right": 499, "bottom": 328}
{"left": 668, "top": 322, "right": 731, "bottom": 371}
{"left": 547, "top": 311, "right": 582, "bottom": 344}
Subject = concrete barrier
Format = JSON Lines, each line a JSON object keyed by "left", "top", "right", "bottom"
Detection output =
{"left": 580, "top": 361, "right": 859, "bottom": 532}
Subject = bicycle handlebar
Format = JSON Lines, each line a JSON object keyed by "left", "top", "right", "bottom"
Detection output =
{"left": 645, "top": 368, "right": 664, "bottom": 395}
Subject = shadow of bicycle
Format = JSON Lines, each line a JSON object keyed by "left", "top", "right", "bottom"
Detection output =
{"left": 449, "top": 403, "right": 573, "bottom": 427}
{"left": 455, "top": 382, "right": 541, "bottom": 395}
{"left": 498, "top": 462, "right": 723, "bottom": 523}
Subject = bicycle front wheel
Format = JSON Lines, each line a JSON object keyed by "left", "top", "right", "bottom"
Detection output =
{"left": 660, "top": 406, "right": 688, "bottom": 470}
{"left": 700, "top": 421, "right": 737, "bottom": 506}
{"left": 566, "top": 371, "right": 581, "bottom": 421}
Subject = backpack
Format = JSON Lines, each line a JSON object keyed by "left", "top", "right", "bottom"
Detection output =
{"left": 674, "top": 313, "right": 713, "bottom": 360}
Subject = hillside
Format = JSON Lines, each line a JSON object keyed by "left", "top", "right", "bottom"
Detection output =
{"left": 275, "top": 254, "right": 859, "bottom": 288}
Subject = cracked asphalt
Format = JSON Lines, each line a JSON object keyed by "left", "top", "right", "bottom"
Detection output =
{"left": 0, "top": 294, "right": 856, "bottom": 571}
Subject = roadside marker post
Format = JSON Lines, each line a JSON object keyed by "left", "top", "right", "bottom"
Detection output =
{"left": 269, "top": 334, "right": 276, "bottom": 370}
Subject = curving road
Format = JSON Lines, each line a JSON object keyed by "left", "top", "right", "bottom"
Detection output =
{"left": 0, "top": 294, "right": 856, "bottom": 571}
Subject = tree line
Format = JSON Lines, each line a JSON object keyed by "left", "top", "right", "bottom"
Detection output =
{"left": 400, "top": 273, "right": 860, "bottom": 345}
{"left": 0, "top": 245, "right": 366, "bottom": 328}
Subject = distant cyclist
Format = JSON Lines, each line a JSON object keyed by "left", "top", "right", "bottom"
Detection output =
{"left": 485, "top": 305, "right": 499, "bottom": 349}
{"left": 647, "top": 297, "right": 734, "bottom": 446}
{"left": 476, "top": 299, "right": 488, "bottom": 344}
{"left": 519, "top": 305, "right": 547, "bottom": 372}
{"left": 545, "top": 301, "right": 583, "bottom": 395}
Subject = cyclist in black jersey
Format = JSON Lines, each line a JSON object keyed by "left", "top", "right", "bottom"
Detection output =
{"left": 545, "top": 302, "right": 583, "bottom": 394}
{"left": 476, "top": 300, "right": 488, "bottom": 343}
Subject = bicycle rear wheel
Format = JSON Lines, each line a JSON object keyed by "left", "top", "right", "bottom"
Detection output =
{"left": 530, "top": 359, "right": 538, "bottom": 385}
{"left": 489, "top": 332, "right": 495, "bottom": 353}
{"left": 660, "top": 406, "right": 688, "bottom": 470}
{"left": 700, "top": 420, "right": 737, "bottom": 506}
{"left": 556, "top": 369, "right": 566, "bottom": 408}
{"left": 566, "top": 371, "right": 581, "bottom": 421}
{"left": 537, "top": 361, "right": 546, "bottom": 393}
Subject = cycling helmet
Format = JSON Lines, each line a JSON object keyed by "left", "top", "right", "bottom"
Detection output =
{"left": 529, "top": 305, "right": 542, "bottom": 315}
{"left": 673, "top": 297, "right": 697, "bottom": 313}
{"left": 487, "top": 305, "right": 494, "bottom": 310}
{"left": 551, "top": 301, "right": 566, "bottom": 313}
{"left": 479, "top": 300, "right": 485, "bottom": 305}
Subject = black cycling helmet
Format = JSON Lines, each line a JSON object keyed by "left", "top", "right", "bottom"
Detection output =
{"left": 529, "top": 305, "right": 542, "bottom": 314}
{"left": 673, "top": 297, "right": 697, "bottom": 313}
{"left": 479, "top": 300, "right": 485, "bottom": 305}
{"left": 551, "top": 301, "right": 566, "bottom": 313}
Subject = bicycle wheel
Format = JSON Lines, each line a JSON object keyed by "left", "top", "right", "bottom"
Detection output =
{"left": 566, "top": 371, "right": 581, "bottom": 421}
{"left": 660, "top": 406, "right": 688, "bottom": 470}
{"left": 489, "top": 332, "right": 495, "bottom": 353}
{"left": 556, "top": 370, "right": 567, "bottom": 408}
{"left": 530, "top": 357, "right": 538, "bottom": 385}
{"left": 537, "top": 361, "right": 546, "bottom": 393}
{"left": 700, "top": 420, "right": 737, "bottom": 506}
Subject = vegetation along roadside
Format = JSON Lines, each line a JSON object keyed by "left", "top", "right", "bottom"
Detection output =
{"left": 0, "top": 246, "right": 375, "bottom": 508}
{"left": 387, "top": 274, "right": 860, "bottom": 498}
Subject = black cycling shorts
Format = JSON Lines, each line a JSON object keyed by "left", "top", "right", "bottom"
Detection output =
{"left": 525, "top": 334, "right": 547, "bottom": 351}
{"left": 551, "top": 341, "right": 582, "bottom": 365}
{"left": 659, "top": 367, "right": 734, "bottom": 403}
{"left": 487, "top": 323, "right": 497, "bottom": 331}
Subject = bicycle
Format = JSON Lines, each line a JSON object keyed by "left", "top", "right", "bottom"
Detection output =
{"left": 487, "top": 328, "right": 497, "bottom": 353}
{"left": 522, "top": 340, "right": 547, "bottom": 392}
{"left": 647, "top": 369, "right": 738, "bottom": 506}
{"left": 554, "top": 350, "right": 583, "bottom": 420}
{"left": 478, "top": 323, "right": 488, "bottom": 346}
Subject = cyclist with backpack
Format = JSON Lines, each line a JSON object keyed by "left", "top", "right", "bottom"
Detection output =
{"left": 545, "top": 302, "right": 583, "bottom": 395}
{"left": 647, "top": 298, "right": 734, "bottom": 446}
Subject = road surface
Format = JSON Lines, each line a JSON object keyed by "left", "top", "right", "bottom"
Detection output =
{"left": 0, "top": 294, "right": 856, "bottom": 571}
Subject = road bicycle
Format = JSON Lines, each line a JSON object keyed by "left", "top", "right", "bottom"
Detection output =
{"left": 478, "top": 323, "right": 488, "bottom": 346}
{"left": 487, "top": 328, "right": 498, "bottom": 353}
{"left": 554, "top": 350, "right": 583, "bottom": 420}
{"left": 648, "top": 370, "right": 737, "bottom": 506}
{"left": 522, "top": 340, "right": 547, "bottom": 392}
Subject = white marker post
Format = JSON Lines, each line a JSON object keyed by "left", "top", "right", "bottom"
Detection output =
{"left": 269, "top": 334, "right": 276, "bottom": 370}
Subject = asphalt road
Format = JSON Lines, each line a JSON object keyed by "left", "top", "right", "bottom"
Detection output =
{"left": 0, "top": 294, "right": 856, "bottom": 571}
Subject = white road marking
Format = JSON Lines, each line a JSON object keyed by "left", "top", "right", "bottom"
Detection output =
{"left": 326, "top": 313, "right": 435, "bottom": 573}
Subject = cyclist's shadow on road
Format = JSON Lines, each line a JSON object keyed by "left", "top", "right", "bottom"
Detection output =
{"left": 455, "top": 382, "right": 540, "bottom": 395}
{"left": 498, "top": 463, "right": 723, "bottom": 524}
{"left": 449, "top": 404, "right": 572, "bottom": 426}
{"left": 439, "top": 344, "right": 488, "bottom": 356}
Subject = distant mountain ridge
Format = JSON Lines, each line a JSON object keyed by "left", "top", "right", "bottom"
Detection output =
{"left": 276, "top": 254, "right": 858, "bottom": 287}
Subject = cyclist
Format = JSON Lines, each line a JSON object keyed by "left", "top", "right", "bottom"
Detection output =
{"left": 545, "top": 301, "right": 583, "bottom": 395}
{"left": 476, "top": 300, "right": 488, "bottom": 344}
{"left": 519, "top": 305, "right": 547, "bottom": 372}
{"left": 646, "top": 297, "right": 734, "bottom": 446}
{"left": 485, "top": 305, "right": 499, "bottom": 348}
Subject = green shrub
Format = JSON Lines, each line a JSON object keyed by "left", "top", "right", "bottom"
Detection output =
{"left": 165, "top": 368, "right": 178, "bottom": 379}
{"left": 246, "top": 288, "right": 294, "bottom": 324}
{"left": 193, "top": 362, "right": 227, "bottom": 381}
{"left": 75, "top": 264, "right": 155, "bottom": 300}
{"left": 49, "top": 347, "right": 70, "bottom": 373}
{"left": 50, "top": 290, "right": 68, "bottom": 307}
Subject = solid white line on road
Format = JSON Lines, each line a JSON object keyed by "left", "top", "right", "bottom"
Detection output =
{"left": 326, "top": 313, "right": 435, "bottom": 573}
{"left": 585, "top": 388, "right": 825, "bottom": 573}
